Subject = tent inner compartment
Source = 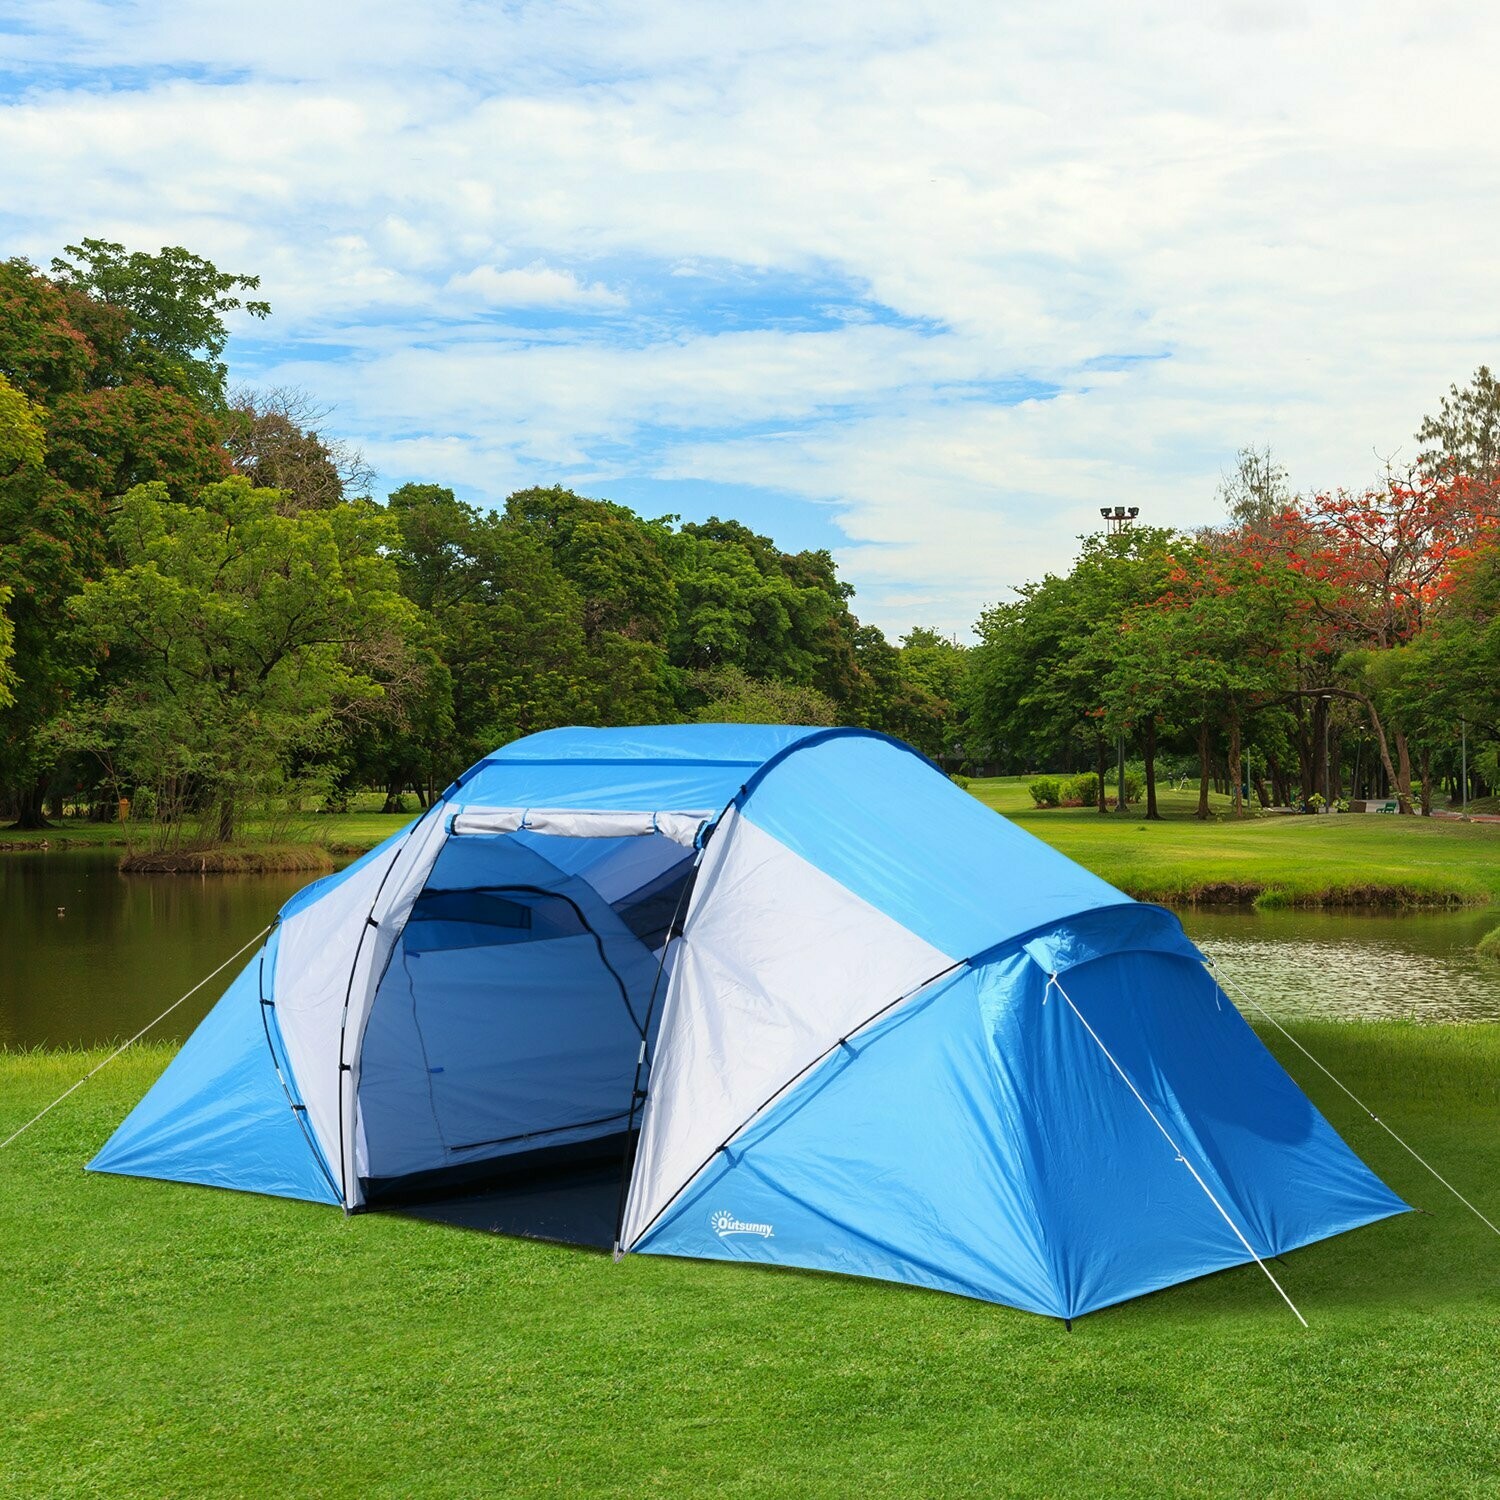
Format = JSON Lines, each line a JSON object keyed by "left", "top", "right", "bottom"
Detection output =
{"left": 354, "top": 826, "right": 692, "bottom": 1245}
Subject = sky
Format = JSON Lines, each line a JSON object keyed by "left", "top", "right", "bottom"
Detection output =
{"left": 1, "top": 2, "right": 1497, "bottom": 637}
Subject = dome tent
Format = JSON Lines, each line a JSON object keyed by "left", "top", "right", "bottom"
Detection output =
{"left": 90, "top": 725, "right": 1407, "bottom": 1320}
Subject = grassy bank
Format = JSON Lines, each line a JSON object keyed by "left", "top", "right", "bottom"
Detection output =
{"left": 2, "top": 1024, "right": 1496, "bottom": 1497}
{"left": 5, "top": 778, "right": 1499, "bottom": 909}
{"left": 973, "top": 778, "right": 1500, "bottom": 908}
{"left": 116, "top": 844, "right": 335, "bottom": 874}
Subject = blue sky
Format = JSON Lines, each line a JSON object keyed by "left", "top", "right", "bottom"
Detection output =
{"left": 3, "top": 2, "right": 1498, "bottom": 635}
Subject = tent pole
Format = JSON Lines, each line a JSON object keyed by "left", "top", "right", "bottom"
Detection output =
{"left": 1046, "top": 972, "right": 1309, "bottom": 1328}
{"left": 1207, "top": 959, "right": 1499, "bottom": 1238}
{"left": 1, "top": 924, "right": 272, "bottom": 1151}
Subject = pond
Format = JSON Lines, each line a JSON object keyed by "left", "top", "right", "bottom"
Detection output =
{"left": 2, "top": 851, "right": 1498, "bottom": 1049}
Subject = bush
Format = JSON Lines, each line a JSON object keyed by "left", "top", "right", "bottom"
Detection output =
{"left": 949, "top": 773, "right": 972, "bottom": 790}
{"left": 1028, "top": 776, "right": 1062, "bottom": 808}
{"left": 1065, "top": 771, "right": 1101, "bottom": 807}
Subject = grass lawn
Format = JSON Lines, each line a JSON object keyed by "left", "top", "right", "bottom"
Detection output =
{"left": 971, "top": 778, "right": 1500, "bottom": 908}
{"left": 3, "top": 1025, "right": 1497, "bottom": 1497}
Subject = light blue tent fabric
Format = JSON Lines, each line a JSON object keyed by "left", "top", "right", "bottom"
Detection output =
{"left": 88, "top": 957, "right": 340, "bottom": 1204}
{"left": 89, "top": 724, "right": 1409, "bottom": 1317}
{"left": 636, "top": 939, "right": 1407, "bottom": 1318}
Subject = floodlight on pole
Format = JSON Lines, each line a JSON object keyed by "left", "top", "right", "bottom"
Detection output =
{"left": 1101, "top": 505, "right": 1141, "bottom": 536}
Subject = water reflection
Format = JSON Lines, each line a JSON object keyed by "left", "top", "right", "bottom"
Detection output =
{"left": 1182, "top": 907, "right": 1500, "bottom": 1024}
{"left": 0, "top": 851, "right": 310, "bottom": 1048}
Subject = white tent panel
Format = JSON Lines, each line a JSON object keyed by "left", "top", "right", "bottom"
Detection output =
{"left": 271, "top": 834, "right": 412, "bottom": 1196}
{"left": 620, "top": 809, "right": 949, "bottom": 1247}
{"left": 451, "top": 808, "right": 710, "bottom": 846}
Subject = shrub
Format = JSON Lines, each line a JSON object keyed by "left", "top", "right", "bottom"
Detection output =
{"left": 1027, "top": 776, "right": 1062, "bottom": 808}
{"left": 1065, "top": 771, "right": 1101, "bottom": 807}
{"left": 949, "top": 773, "right": 972, "bottom": 790}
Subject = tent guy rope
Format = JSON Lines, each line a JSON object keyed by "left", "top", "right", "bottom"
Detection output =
{"left": 0, "top": 924, "right": 272, "bottom": 1151}
{"left": 1045, "top": 971, "right": 1309, "bottom": 1328}
{"left": 1206, "top": 956, "right": 1500, "bottom": 1239}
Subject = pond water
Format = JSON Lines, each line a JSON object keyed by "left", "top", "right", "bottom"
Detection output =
{"left": 2, "top": 851, "right": 1498, "bottom": 1049}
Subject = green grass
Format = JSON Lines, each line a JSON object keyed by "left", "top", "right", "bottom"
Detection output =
{"left": 973, "top": 778, "right": 1500, "bottom": 908}
{"left": 2, "top": 1027, "right": 1498, "bottom": 1497}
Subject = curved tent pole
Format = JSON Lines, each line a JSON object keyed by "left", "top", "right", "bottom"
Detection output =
{"left": 1045, "top": 971, "right": 1308, "bottom": 1328}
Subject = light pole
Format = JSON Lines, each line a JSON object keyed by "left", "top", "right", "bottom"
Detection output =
{"left": 1321, "top": 694, "right": 1332, "bottom": 813}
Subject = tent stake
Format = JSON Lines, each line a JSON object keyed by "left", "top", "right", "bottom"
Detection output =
{"left": 1046, "top": 973, "right": 1309, "bottom": 1328}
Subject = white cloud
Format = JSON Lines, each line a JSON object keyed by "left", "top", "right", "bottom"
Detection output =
{"left": 2, "top": 2, "right": 1499, "bottom": 633}
{"left": 447, "top": 262, "right": 625, "bottom": 309}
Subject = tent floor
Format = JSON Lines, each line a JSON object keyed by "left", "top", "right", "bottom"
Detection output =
{"left": 388, "top": 1161, "right": 621, "bottom": 1249}
{"left": 365, "top": 1133, "right": 632, "bottom": 1250}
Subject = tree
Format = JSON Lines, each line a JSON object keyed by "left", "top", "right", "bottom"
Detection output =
{"left": 1216, "top": 445, "right": 1291, "bottom": 531}
{"left": 49, "top": 239, "right": 269, "bottom": 408}
{"left": 0, "top": 252, "right": 244, "bottom": 823}
{"left": 1417, "top": 366, "right": 1500, "bottom": 490}
{"left": 689, "top": 663, "right": 837, "bottom": 726}
{"left": 0, "top": 585, "right": 15, "bottom": 711}
{"left": 384, "top": 484, "right": 606, "bottom": 777}
{"left": 0, "top": 374, "right": 45, "bottom": 474}
{"left": 967, "top": 528, "right": 1181, "bottom": 807}
{"left": 65, "top": 478, "right": 414, "bottom": 844}
{"left": 225, "top": 386, "right": 374, "bottom": 512}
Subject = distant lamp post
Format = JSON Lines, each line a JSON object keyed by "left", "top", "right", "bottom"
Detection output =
{"left": 1321, "top": 694, "right": 1332, "bottom": 812}
{"left": 1100, "top": 505, "right": 1140, "bottom": 536}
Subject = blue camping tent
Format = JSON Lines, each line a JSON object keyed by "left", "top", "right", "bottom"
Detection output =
{"left": 91, "top": 725, "right": 1407, "bottom": 1319}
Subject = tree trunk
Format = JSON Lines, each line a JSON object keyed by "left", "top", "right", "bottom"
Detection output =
{"left": 1196, "top": 722, "right": 1212, "bottom": 820}
{"left": 1143, "top": 718, "right": 1161, "bottom": 821}
{"left": 1359, "top": 698, "right": 1408, "bottom": 814}
{"left": 1228, "top": 719, "right": 1243, "bottom": 817}
{"left": 1095, "top": 738, "right": 1108, "bottom": 814}
{"left": 215, "top": 794, "right": 235, "bottom": 845}
{"left": 1394, "top": 730, "right": 1415, "bottom": 816}
{"left": 8, "top": 777, "right": 52, "bottom": 830}
{"left": 382, "top": 779, "right": 404, "bottom": 815}
{"left": 1419, "top": 747, "right": 1432, "bottom": 817}
{"left": 1265, "top": 751, "right": 1286, "bottom": 807}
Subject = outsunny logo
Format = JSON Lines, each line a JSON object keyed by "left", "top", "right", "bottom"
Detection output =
{"left": 709, "top": 1209, "right": 774, "bottom": 1240}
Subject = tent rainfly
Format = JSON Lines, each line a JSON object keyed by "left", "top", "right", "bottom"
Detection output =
{"left": 91, "top": 725, "right": 1408, "bottom": 1320}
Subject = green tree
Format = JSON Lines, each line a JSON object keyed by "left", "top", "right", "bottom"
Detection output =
{"left": 1417, "top": 366, "right": 1500, "bottom": 487}
{"left": 0, "top": 252, "right": 245, "bottom": 823}
{"left": 0, "top": 374, "right": 45, "bottom": 473}
{"left": 689, "top": 663, "right": 837, "bottom": 726}
{"left": 0, "top": 584, "right": 15, "bottom": 711}
{"left": 385, "top": 484, "right": 608, "bottom": 775}
{"left": 49, "top": 239, "right": 269, "bottom": 408}
{"left": 65, "top": 478, "right": 414, "bottom": 844}
{"left": 967, "top": 528, "right": 1180, "bottom": 806}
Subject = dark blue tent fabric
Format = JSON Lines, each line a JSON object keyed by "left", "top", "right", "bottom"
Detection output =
{"left": 87, "top": 957, "right": 339, "bottom": 1204}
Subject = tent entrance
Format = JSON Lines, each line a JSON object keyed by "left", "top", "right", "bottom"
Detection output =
{"left": 352, "top": 822, "right": 696, "bottom": 1245}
